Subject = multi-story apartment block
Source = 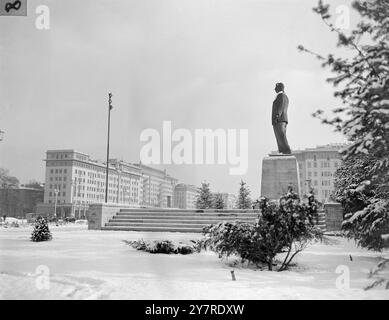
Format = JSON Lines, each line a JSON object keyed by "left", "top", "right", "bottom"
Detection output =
{"left": 135, "top": 163, "right": 178, "bottom": 208}
{"left": 38, "top": 150, "right": 142, "bottom": 218}
{"left": 293, "top": 144, "right": 345, "bottom": 203}
{"left": 174, "top": 184, "right": 198, "bottom": 209}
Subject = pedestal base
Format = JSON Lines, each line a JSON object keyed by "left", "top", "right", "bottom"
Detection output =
{"left": 261, "top": 155, "right": 301, "bottom": 200}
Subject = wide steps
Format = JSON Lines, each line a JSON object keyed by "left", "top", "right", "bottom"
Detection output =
{"left": 102, "top": 225, "right": 204, "bottom": 233}
{"left": 108, "top": 219, "right": 255, "bottom": 226}
{"left": 115, "top": 212, "right": 258, "bottom": 218}
{"left": 103, "top": 209, "right": 327, "bottom": 233}
{"left": 107, "top": 222, "right": 212, "bottom": 228}
{"left": 111, "top": 216, "right": 256, "bottom": 221}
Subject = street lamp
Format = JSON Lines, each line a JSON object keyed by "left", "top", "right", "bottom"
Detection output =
{"left": 54, "top": 189, "right": 59, "bottom": 218}
{"left": 105, "top": 93, "right": 113, "bottom": 203}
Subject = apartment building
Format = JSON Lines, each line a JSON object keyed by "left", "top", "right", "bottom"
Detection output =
{"left": 134, "top": 163, "right": 178, "bottom": 208}
{"left": 293, "top": 144, "right": 345, "bottom": 202}
{"left": 174, "top": 184, "right": 198, "bottom": 209}
{"left": 38, "top": 150, "right": 142, "bottom": 218}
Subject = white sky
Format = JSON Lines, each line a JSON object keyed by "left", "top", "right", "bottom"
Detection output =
{"left": 0, "top": 0, "right": 355, "bottom": 196}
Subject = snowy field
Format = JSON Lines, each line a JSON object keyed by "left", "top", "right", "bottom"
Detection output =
{"left": 0, "top": 225, "right": 388, "bottom": 300}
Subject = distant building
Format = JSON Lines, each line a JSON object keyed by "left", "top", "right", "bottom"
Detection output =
{"left": 220, "top": 193, "right": 237, "bottom": 209}
{"left": 135, "top": 163, "right": 178, "bottom": 208}
{"left": 293, "top": 144, "right": 345, "bottom": 202}
{"left": 38, "top": 150, "right": 143, "bottom": 218}
{"left": 211, "top": 192, "right": 237, "bottom": 209}
{"left": 174, "top": 184, "right": 198, "bottom": 209}
{"left": 0, "top": 187, "right": 44, "bottom": 218}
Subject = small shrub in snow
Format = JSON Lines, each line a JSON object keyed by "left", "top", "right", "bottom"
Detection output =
{"left": 124, "top": 239, "right": 199, "bottom": 255}
{"left": 200, "top": 191, "right": 322, "bottom": 271}
{"left": 31, "top": 216, "right": 52, "bottom": 242}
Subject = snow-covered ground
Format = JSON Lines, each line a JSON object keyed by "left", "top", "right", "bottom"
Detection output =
{"left": 0, "top": 225, "right": 388, "bottom": 300}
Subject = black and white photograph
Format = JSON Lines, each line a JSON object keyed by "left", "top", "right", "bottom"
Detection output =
{"left": 0, "top": 0, "right": 388, "bottom": 303}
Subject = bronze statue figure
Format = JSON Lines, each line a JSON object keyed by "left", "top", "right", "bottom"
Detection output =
{"left": 272, "top": 82, "right": 291, "bottom": 154}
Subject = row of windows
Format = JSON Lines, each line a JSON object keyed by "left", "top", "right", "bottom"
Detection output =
{"left": 49, "top": 176, "right": 67, "bottom": 182}
{"left": 49, "top": 184, "right": 66, "bottom": 190}
{"left": 50, "top": 168, "right": 68, "bottom": 174}
{"left": 306, "top": 161, "right": 339, "bottom": 169}
{"left": 48, "top": 153, "right": 70, "bottom": 160}
{"left": 307, "top": 171, "right": 333, "bottom": 178}
{"left": 49, "top": 191, "right": 66, "bottom": 197}
{"left": 309, "top": 180, "right": 331, "bottom": 187}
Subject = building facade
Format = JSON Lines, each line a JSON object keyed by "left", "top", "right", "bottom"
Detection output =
{"left": 0, "top": 187, "right": 44, "bottom": 218}
{"left": 174, "top": 184, "right": 198, "bottom": 209}
{"left": 40, "top": 150, "right": 143, "bottom": 218}
{"left": 135, "top": 164, "right": 177, "bottom": 208}
{"left": 220, "top": 193, "right": 237, "bottom": 209}
{"left": 293, "top": 144, "right": 345, "bottom": 203}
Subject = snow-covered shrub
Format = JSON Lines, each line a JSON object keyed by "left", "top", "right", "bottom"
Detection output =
{"left": 124, "top": 239, "right": 199, "bottom": 255}
{"left": 31, "top": 216, "right": 52, "bottom": 242}
{"left": 201, "top": 191, "right": 322, "bottom": 271}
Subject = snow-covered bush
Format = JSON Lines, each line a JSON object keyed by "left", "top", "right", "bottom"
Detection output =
{"left": 201, "top": 191, "right": 322, "bottom": 271}
{"left": 124, "top": 239, "right": 199, "bottom": 255}
{"left": 31, "top": 216, "right": 52, "bottom": 242}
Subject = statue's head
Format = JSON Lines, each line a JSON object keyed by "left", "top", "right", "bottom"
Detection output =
{"left": 275, "top": 82, "right": 285, "bottom": 93}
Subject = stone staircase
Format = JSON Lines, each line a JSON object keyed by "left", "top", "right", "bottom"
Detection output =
{"left": 314, "top": 210, "right": 327, "bottom": 232}
{"left": 102, "top": 208, "right": 260, "bottom": 233}
{"left": 101, "top": 208, "right": 327, "bottom": 233}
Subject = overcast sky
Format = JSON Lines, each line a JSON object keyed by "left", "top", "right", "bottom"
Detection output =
{"left": 0, "top": 0, "right": 355, "bottom": 195}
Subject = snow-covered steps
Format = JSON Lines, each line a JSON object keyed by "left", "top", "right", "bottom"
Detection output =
{"left": 102, "top": 208, "right": 328, "bottom": 233}
{"left": 102, "top": 209, "right": 259, "bottom": 233}
{"left": 314, "top": 211, "right": 327, "bottom": 232}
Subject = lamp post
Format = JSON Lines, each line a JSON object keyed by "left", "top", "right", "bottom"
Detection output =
{"left": 105, "top": 93, "right": 113, "bottom": 203}
{"left": 54, "top": 189, "right": 59, "bottom": 218}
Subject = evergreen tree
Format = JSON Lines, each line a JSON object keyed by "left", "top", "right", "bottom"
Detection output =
{"left": 31, "top": 216, "right": 52, "bottom": 242}
{"left": 299, "top": 0, "right": 389, "bottom": 251}
{"left": 213, "top": 193, "right": 225, "bottom": 209}
{"left": 237, "top": 180, "right": 252, "bottom": 209}
{"left": 195, "top": 182, "right": 213, "bottom": 209}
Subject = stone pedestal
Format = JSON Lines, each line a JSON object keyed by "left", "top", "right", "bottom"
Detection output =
{"left": 324, "top": 202, "right": 343, "bottom": 232}
{"left": 261, "top": 155, "right": 301, "bottom": 200}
